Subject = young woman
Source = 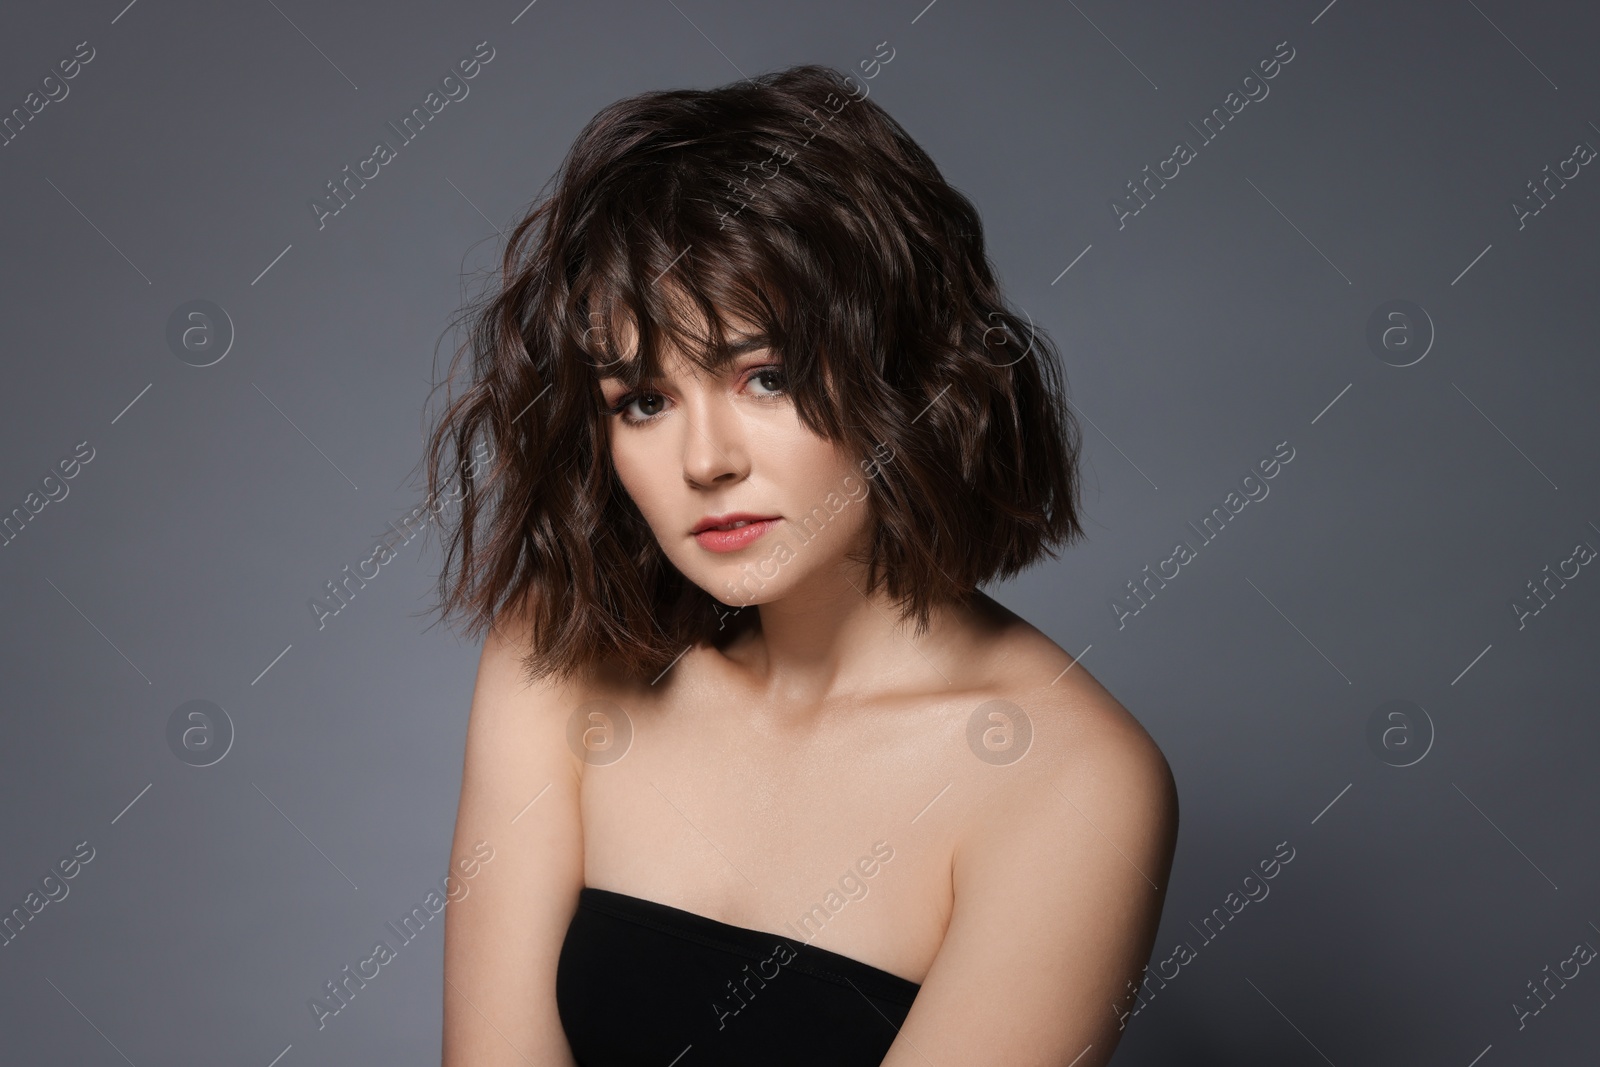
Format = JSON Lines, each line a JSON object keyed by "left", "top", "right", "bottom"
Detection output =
{"left": 429, "top": 63, "right": 1177, "bottom": 1067}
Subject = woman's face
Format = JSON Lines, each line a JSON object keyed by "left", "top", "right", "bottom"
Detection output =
{"left": 596, "top": 315, "right": 875, "bottom": 608}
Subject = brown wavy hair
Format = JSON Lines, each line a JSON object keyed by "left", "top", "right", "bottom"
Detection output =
{"left": 420, "top": 62, "right": 1085, "bottom": 684}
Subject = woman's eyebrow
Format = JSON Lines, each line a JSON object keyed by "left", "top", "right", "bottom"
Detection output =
{"left": 724, "top": 334, "right": 772, "bottom": 356}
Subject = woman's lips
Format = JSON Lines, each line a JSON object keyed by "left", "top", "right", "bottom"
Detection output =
{"left": 692, "top": 518, "right": 781, "bottom": 553}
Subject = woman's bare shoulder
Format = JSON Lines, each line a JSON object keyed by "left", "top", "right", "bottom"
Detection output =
{"left": 960, "top": 592, "right": 1164, "bottom": 765}
{"left": 945, "top": 596, "right": 1178, "bottom": 879}
{"left": 887, "top": 610, "right": 1179, "bottom": 1067}
{"left": 474, "top": 603, "right": 636, "bottom": 712}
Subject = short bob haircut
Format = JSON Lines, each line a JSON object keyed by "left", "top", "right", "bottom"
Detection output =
{"left": 422, "top": 63, "right": 1085, "bottom": 685}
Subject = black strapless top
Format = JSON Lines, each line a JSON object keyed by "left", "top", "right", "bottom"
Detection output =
{"left": 556, "top": 887, "right": 921, "bottom": 1065}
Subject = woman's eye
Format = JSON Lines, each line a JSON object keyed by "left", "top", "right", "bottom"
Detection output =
{"left": 748, "top": 368, "right": 787, "bottom": 396}
{"left": 624, "top": 393, "right": 666, "bottom": 420}
{"left": 608, "top": 391, "right": 668, "bottom": 423}
{"left": 607, "top": 369, "right": 782, "bottom": 424}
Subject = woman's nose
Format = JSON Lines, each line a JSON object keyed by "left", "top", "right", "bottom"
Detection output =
{"left": 680, "top": 393, "right": 749, "bottom": 487}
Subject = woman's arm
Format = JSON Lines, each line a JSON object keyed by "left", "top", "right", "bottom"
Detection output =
{"left": 881, "top": 693, "right": 1179, "bottom": 1067}
{"left": 442, "top": 608, "right": 586, "bottom": 1067}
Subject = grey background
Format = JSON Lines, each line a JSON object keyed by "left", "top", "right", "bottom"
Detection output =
{"left": 2, "top": 0, "right": 1596, "bottom": 1063}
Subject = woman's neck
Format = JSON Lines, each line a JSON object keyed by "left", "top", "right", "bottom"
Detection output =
{"left": 722, "top": 569, "right": 982, "bottom": 716}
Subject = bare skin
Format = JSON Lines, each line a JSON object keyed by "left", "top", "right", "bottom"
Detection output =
{"left": 578, "top": 588, "right": 1108, "bottom": 985}
{"left": 442, "top": 315, "right": 1179, "bottom": 1066}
